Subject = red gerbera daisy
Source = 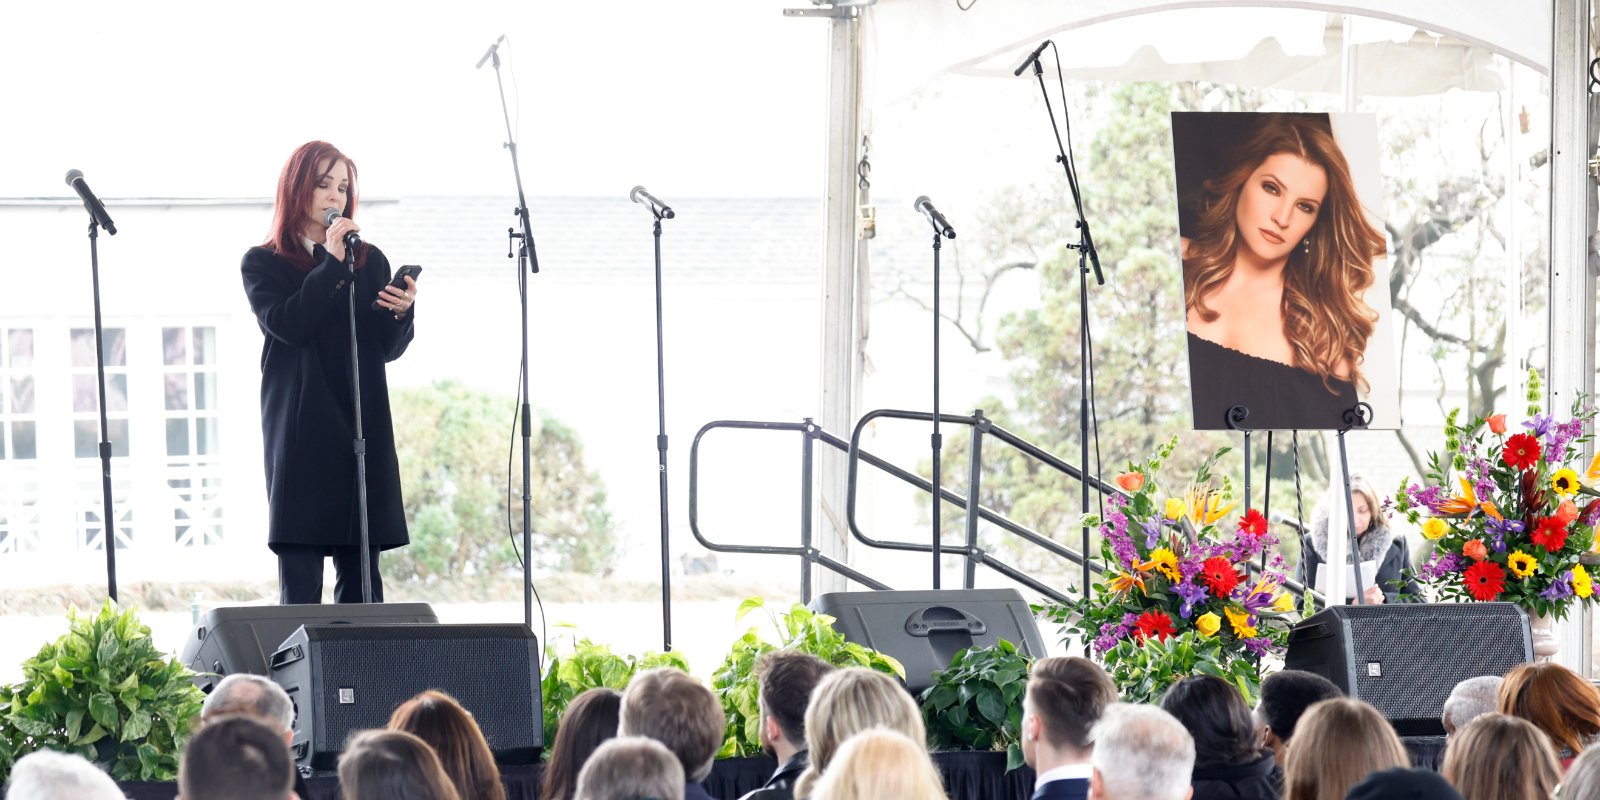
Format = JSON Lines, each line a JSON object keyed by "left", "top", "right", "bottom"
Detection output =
{"left": 1238, "top": 509, "right": 1268, "bottom": 537}
{"left": 1502, "top": 433, "right": 1541, "bottom": 471}
{"left": 1198, "top": 556, "right": 1241, "bottom": 598}
{"left": 1463, "top": 560, "right": 1507, "bottom": 601}
{"left": 1530, "top": 517, "right": 1570, "bottom": 552}
{"left": 1134, "top": 610, "right": 1176, "bottom": 642}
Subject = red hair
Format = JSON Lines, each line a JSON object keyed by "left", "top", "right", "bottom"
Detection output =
{"left": 264, "top": 140, "right": 368, "bottom": 271}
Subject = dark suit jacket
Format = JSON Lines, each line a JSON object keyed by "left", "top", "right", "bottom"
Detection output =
{"left": 738, "top": 751, "right": 808, "bottom": 800}
{"left": 686, "top": 780, "right": 721, "bottom": 800}
{"left": 1033, "top": 777, "right": 1090, "bottom": 800}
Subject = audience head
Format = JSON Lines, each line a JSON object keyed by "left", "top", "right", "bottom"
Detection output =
{"left": 1499, "top": 661, "right": 1600, "bottom": 758}
{"left": 811, "top": 728, "right": 946, "bottom": 800}
{"left": 756, "top": 650, "right": 836, "bottom": 761}
{"left": 201, "top": 674, "right": 295, "bottom": 737}
{"left": 338, "top": 729, "right": 463, "bottom": 800}
{"left": 1088, "top": 703, "right": 1195, "bottom": 800}
{"left": 1440, "top": 676, "right": 1502, "bottom": 738}
{"left": 1256, "top": 669, "right": 1343, "bottom": 763}
{"left": 1441, "top": 713, "right": 1560, "bottom": 800}
{"left": 178, "top": 714, "right": 295, "bottom": 800}
{"left": 1022, "top": 656, "right": 1118, "bottom": 771}
{"left": 4, "top": 750, "right": 126, "bottom": 800}
{"left": 387, "top": 689, "right": 505, "bottom": 800}
{"left": 574, "top": 736, "right": 685, "bottom": 800}
{"left": 1282, "top": 698, "right": 1407, "bottom": 800}
{"left": 1561, "top": 745, "right": 1600, "bottom": 800}
{"left": 1159, "top": 675, "right": 1264, "bottom": 769}
{"left": 540, "top": 687, "right": 623, "bottom": 800}
{"left": 1344, "top": 767, "right": 1463, "bottom": 800}
{"left": 619, "top": 667, "right": 724, "bottom": 785}
{"left": 794, "top": 668, "right": 925, "bottom": 799}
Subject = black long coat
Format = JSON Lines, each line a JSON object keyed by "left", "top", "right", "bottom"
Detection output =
{"left": 241, "top": 242, "right": 414, "bottom": 552}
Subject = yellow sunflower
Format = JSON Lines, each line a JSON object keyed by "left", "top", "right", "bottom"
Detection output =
{"left": 1149, "top": 548, "right": 1180, "bottom": 581}
{"left": 1507, "top": 550, "right": 1538, "bottom": 579}
{"left": 1575, "top": 564, "right": 1593, "bottom": 599}
{"left": 1552, "top": 468, "right": 1581, "bottom": 498}
{"left": 1224, "top": 606, "right": 1257, "bottom": 638}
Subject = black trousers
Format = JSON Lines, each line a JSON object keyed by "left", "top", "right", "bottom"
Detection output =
{"left": 277, "top": 544, "right": 384, "bottom": 604}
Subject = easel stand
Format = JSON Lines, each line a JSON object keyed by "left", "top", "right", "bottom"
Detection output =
{"left": 1337, "top": 403, "right": 1375, "bottom": 604}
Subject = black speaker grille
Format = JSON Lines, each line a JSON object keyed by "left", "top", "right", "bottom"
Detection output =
{"left": 312, "top": 630, "right": 538, "bottom": 758}
{"left": 1345, "top": 604, "right": 1529, "bottom": 726}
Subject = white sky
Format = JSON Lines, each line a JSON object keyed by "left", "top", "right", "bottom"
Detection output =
{"left": 0, "top": 0, "right": 827, "bottom": 200}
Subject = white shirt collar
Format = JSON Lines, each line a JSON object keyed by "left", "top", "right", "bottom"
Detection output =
{"left": 1037, "top": 762, "right": 1094, "bottom": 786}
{"left": 300, "top": 235, "right": 318, "bottom": 256}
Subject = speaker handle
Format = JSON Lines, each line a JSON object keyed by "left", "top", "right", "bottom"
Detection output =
{"left": 1287, "top": 622, "right": 1330, "bottom": 644}
{"left": 268, "top": 644, "right": 305, "bottom": 671}
{"left": 904, "top": 606, "right": 987, "bottom": 637}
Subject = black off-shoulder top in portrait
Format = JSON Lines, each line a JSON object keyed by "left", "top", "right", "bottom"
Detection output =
{"left": 1187, "top": 333, "right": 1359, "bottom": 430}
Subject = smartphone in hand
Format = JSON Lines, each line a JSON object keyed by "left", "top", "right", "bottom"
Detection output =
{"left": 372, "top": 264, "right": 423, "bottom": 311}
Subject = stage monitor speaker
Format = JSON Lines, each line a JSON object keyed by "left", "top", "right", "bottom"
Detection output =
{"left": 1285, "top": 602, "right": 1532, "bottom": 736}
{"left": 810, "top": 588, "right": 1047, "bottom": 693}
{"left": 179, "top": 603, "right": 438, "bottom": 692}
{"left": 269, "top": 623, "right": 541, "bottom": 773}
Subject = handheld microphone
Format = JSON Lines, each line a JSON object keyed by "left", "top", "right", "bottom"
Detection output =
{"left": 913, "top": 196, "right": 956, "bottom": 239}
{"left": 630, "top": 186, "right": 676, "bottom": 219}
{"left": 64, "top": 170, "right": 117, "bottom": 235}
{"left": 322, "top": 208, "right": 363, "bottom": 254}
{"left": 1012, "top": 39, "right": 1051, "bottom": 77}
{"left": 475, "top": 34, "right": 506, "bottom": 69}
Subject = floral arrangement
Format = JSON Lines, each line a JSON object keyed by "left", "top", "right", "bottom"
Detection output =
{"left": 1398, "top": 381, "right": 1600, "bottom": 619}
{"left": 1043, "top": 437, "right": 1299, "bottom": 704}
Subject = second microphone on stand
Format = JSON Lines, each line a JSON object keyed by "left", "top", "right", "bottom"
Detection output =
{"left": 630, "top": 186, "right": 675, "bottom": 220}
{"left": 914, "top": 196, "right": 956, "bottom": 239}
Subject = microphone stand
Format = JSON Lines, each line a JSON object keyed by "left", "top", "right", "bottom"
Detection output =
{"left": 84, "top": 220, "right": 118, "bottom": 602}
{"left": 345, "top": 247, "right": 374, "bottom": 604}
{"left": 484, "top": 40, "right": 540, "bottom": 632}
{"left": 649, "top": 209, "right": 674, "bottom": 651}
{"left": 930, "top": 229, "right": 945, "bottom": 590}
{"left": 1026, "top": 48, "right": 1105, "bottom": 601}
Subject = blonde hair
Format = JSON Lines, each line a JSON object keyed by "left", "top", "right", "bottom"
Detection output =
{"left": 811, "top": 728, "right": 946, "bottom": 800}
{"left": 1183, "top": 113, "right": 1385, "bottom": 395}
{"left": 1282, "top": 699, "right": 1408, "bottom": 800}
{"left": 793, "top": 668, "right": 925, "bottom": 799}
{"left": 1441, "top": 713, "right": 1560, "bottom": 800}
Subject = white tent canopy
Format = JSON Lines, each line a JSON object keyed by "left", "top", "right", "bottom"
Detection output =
{"left": 865, "top": 0, "right": 1553, "bottom": 105}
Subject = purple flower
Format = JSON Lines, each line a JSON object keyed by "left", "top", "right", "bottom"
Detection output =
{"left": 1173, "top": 580, "right": 1209, "bottom": 619}
{"left": 1142, "top": 519, "right": 1164, "bottom": 549}
{"left": 1419, "top": 552, "right": 1468, "bottom": 581}
{"left": 1541, "top": 571, "right": 1576, "bottom": 602}
{"left": 1585, "top": 502, "right": 1600, "bottom": 528}
{"left": 1484, "top": 517, "right": 1524, "bottom": 553}
{"left": 1239, "top": 582, "right": 1277, "bottom": 614}
{"left": 1243, "top": 637, "right": 1273, "bottom": 658}
{"left": 1406, "top": 484, "right": 1448, "bottom": 513}
{"left": 1525, "top": 413, "right": 1554, "bottom": 439}
{"left": 1546, "top": 419, "right": 1585, "bottom": 462}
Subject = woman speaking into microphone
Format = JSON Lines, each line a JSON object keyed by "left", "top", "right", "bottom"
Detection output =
{"left": 241, "top": 140, "right": 419, "bottom": 604}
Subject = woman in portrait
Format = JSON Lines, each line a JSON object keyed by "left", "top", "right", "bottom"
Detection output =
{"left": 1180, "top": 113, "right": 1386, "bottom": 431}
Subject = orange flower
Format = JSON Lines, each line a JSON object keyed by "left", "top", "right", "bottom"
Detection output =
{"left": 1556, "top": 499, "right": 1580, "bottom": 526}
{"left": 1116, "top": 471, "right": 1145, "bottom": 492}
{"left": 1437, "top": 476, "right": 1479, "bottom": 515}
{"left": 1487, "top": 414, "right": 1507, "bottom": 434}
{"left": 1462, "top": 539, "right": 1488, "bottom": 562}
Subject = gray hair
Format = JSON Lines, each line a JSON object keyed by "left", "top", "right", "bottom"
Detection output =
{"left": 5, "top": 750, "right": 127, "bottom": 800}
{"left": 574, "top": 736, "right": 685, "bottom": 800}
{"left": 1562, "top": 745, "right": 1600, "bottom": 800}
{"left": 201, "top": 674, "right": 295, "bottom": 733}
{"left": 1090, "top": 703, "right": 1196, "bottom": 800}
{"left": 1441, "top": 676, "right": 1503, "bottom": 735}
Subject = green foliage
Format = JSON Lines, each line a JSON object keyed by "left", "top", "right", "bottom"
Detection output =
{"left": 538, "top": 632, "right": 688, "bottom": 759}
{"left": 391, "top": 380, "right": 618, "bottom": 581}
{"left": 711, "top": 598, "right": 906, "bottom": 758}
{"left": 919, "top": 640, "right": 1034, "bottom": 772}
{"left": 0, "top": 601, "right": 205, "bottom": 782}
{"left": 1090, "top": 629, "right": 1263, "bottom": 706}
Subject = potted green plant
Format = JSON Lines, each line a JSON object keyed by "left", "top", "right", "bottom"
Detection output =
{"left": 712, "top": 597, "right": 905, "bottom": 758}
{"left": 539, "top": 632, "right": 688, "bottom": 757}
{"left": 919, "top": 640, "right": 1034, "bottom": 771}
{"left": 0, "top": 601, "right": 205, "bottom": 782}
